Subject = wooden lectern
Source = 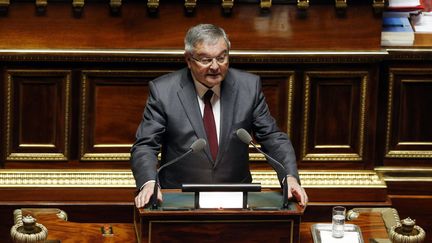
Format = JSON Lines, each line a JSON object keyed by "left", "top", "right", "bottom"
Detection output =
{"left": 134, "top": 189, "right": 304, "bottom": 243}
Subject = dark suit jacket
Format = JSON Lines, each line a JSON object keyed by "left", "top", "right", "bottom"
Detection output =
{"left": 130, "top": 67, "right": 298, "bottom": 189}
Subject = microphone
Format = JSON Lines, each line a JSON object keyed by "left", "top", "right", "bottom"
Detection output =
{"left": 150, "top": 138, "right": 206, "bottom": 209}
{"left": 236, "top": 128, "right": 289, "bottom": 209}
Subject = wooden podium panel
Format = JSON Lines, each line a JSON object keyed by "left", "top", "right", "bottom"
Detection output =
{"left": 134, "top": 191, "right": 304, "bottom": 243}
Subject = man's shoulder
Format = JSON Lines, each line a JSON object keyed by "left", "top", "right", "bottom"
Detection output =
{"left": 227, "top": 68, "right": 260, "bottom": 90}
{"left": 229, "top": 68, "right": 259, "bottom": 79}
{"left": 152, "top": 68, "right": 187, "bottom": 84}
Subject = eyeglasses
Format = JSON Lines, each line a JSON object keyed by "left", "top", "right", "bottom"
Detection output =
{"left": 190, "top": 54, "right": 228, "bottom": 66}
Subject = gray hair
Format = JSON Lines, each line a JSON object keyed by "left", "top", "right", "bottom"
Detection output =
{"left": 184, "top": 24, "right": 231, "bottom": 54}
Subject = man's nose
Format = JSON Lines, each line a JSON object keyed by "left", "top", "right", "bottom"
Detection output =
{"left": 209, "top": 59, "right": 219, "bottom": 69}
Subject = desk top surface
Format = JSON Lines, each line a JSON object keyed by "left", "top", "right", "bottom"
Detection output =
{"left": 10, "top": 206, "right": 393, "bottom": 243}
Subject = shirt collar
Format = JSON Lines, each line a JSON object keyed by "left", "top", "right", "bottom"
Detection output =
{"left": 191, "top": 72, "right": 221, "bottom": 99}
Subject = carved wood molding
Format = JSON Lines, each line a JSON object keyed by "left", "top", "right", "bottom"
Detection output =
{"left": 0, "top": 169, "right": 386, "bottom": 189}
{"left": 375, "top": 166, "right": 432, "bottom": 182}
{"left": 0, "top": 50, "right": 388, "bottom": 63}
{"left": 297, "top": 0, "right": 309, "bottom": 10}
{"left": 260, "top": 0, "right": 272, "bottom": 10}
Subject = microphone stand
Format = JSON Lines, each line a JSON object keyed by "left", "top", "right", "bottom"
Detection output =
{"left": 148, "top": 138, "right": 206, "bottom": 210}
{"left": 150, "top": 151, "right": 192, "bottom": 210}
{"left": 151, "top": 174, "right": 160, "bottom": 209}
{"left": 250, "top": 142, "right": 289, "bottom": 210}
{"left": 282, "top": 176, "right": 289, "bottom": 209}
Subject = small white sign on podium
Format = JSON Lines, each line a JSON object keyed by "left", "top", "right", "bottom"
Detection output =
{"left": 199, "top": 192, "right": 244, "bottom": 209}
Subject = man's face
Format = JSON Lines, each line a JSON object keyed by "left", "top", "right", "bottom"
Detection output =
{"left": 185, "top": 38, "right": 229, "bottom": 88}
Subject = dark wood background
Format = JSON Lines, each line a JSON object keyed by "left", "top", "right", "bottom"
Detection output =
{"left": 1, "top": 0, "right": 431, "bottom": 242}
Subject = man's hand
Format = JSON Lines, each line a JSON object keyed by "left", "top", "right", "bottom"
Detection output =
{"left": 135, "top": 182, "right": 163, "bottom": 208}
{"left": 287, "top": 176, "right": 308, "bottom": 207}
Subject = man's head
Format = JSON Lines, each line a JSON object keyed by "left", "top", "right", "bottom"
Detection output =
{"left": 184, "top": 24, "right": 230, "bottom": 88}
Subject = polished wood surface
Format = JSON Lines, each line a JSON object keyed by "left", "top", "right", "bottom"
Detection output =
{"left": 0, "top": 2, "right": 381, "bottom": 51}
{"left": 7, "top": 207, "right": 393, "bottom": 243}
{"left": 9, "top": 208, "right": 137, "bottom": 243}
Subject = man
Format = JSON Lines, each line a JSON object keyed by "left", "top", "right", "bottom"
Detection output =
{"left": 131, "top": 24, "right": 308, "bottom": 208}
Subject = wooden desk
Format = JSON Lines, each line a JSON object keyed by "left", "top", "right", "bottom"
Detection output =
{"left": 10, "top": 208, "right": 137, "bottom": 243}
{"left": 134, "top": 191, "right": 304, "bottom": 243}
{"left": 9, "top": 207, "right": 396, "bottom": 243}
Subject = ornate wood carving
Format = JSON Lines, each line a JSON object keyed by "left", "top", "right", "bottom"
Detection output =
{"left": 297, "top": 0, "right": 309, "bottom": 10}
{"left": 184, "top": 0, "right": 197, "bottom": 14}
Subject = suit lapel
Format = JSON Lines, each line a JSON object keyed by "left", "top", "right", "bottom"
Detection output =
{"left": 177, "top": 69, "right": 214, "bottom": 162}
{"left": 215, "top": 70, "right": 238, "bottom": 166}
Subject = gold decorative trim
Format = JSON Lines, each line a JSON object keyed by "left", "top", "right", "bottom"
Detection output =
{"left": 301, "top": 71, "right": 368, "bottom": 161}
{"left": 147, "top": 0, "right": 159, "bottom": 11}
{"left": 19, "top": 144, "right": 56, "bottom": 148}
{"left": 80, "top": 73, "right": 88, "bottom": 160}
{"left": 0, "top": 169, "right": 386, "bottom": 189}
{"left": 297, "top": 170, "right": 386, "bottom": 188}
{"left": 0, "top": 169, "right": 136, "bottom": 188}
{"left": 335, "top": 0, "right": 347, "bottom": 9}
{"left": 0, "top": 0, "right": 9, "bottom": 8}
{"left": 7, "top": 153, "right": 68, "bottom": 160}
{"left": 246, "top": 152, "right": 265, "bottom": 161}
{"left": 221, "top": 0, "right": 234, "bottom": 10}
{"left": 184, "top": 0, "right": 196, "bottom": 13}
{"left": 72, "top": 0, "right": 84, "bottom": 13}
{"left": 5, "top": 70, "right": 71, "bottom": 161}
{"left": 375, "top": 166, "right": 432, "bottom": 182}
{"left": 260, "top": 0, "right": 272, "bottom": 9}
{"left": 109, "top": 0, "right": 121, "bottom": 14}
{"left": 56, "top": 209, "right": 68, "bottom": 221}
{"left": 302, "top": 153, "right": 363, "bottom": 161}
{"left": 297, "top": 0, "right": 309, "bottom": 10}
{"left": 35, "top": 0, "right": 47, "bottom": 8}
{"left": 372, "top": 0, "right": 385, "bottom": 13}
{"left": 0, "top": 49, "right": 387, "bottom": 64}
{"left": 385, "top": 68, "right": 432, "bottom": 158}
{"left": 93, "top": 144, "right": 133, "bottom": 148}
{"left": 80, "top": 153, "right": 131, "bottom": 161}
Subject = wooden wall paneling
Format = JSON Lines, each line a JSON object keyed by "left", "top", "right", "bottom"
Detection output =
{"left": 0, "top": 64, "right": 4, "bottom": 167}
{"left": 3, "top": 69, "right": 71, "bottom": 161}
{"left": 79, "top": 70, "right": 174, "bottom": 161}
{"left": 300, "top": 70, "right": 370, "bottom": 168}
{"left": 0, "top": 3, "right": 381, "bottom": 51}
{"left": 246, "top": 70, "right": 295, "bottom": 169}
{"left": 251, "top": 70, "right": 295, "bottom": 136}
{"left": 384, "top": 67, "right": 432, "bottom": 165}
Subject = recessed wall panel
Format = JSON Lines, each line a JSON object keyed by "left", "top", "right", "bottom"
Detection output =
{"left": 302, "top": 71, "right": 368, "bottom": 162}
{"left": 385, "top": 68, "right": 432, "bottom": 159}
{"left": 80, "top": 70, "right": 173, "bottom": 161}
{"left": 4, "top": 70, "right": 71, "bottom": 161}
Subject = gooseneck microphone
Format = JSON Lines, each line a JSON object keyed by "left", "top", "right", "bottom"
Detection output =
{"left": 236, "top": 128, "right": 289, "bottom": 209}
{"left": 151, "top": 138, "right": 207, "bottom": 209}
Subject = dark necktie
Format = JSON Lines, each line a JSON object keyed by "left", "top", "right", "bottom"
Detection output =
{"left": 203, "top": 90, "right": 218, "bottom": 161}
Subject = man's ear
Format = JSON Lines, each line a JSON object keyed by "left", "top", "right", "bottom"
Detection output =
{"left": 184, "top": 52, "right": 192, "bottom": 68}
